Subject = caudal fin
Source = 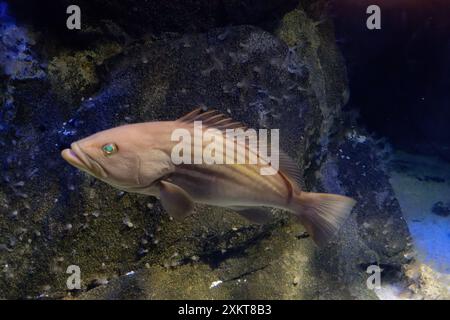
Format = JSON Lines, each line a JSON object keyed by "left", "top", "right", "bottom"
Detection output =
{"left": 294, "top": 192, "right": 356, "bottom": 247}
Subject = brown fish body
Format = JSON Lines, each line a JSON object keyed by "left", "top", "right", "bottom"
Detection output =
{"left": 61, "top": 109, "right": 356, "bottom": 246}
{"left": 138, "top": 120, "right": 295, "bottom": 211}
{"left": 166, "top": 163, "right": 292, "bottom": 208}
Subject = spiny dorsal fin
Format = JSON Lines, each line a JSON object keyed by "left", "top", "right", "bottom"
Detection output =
{"left": 177, "top": 108, "right": 303, "bottom": 188}
{"left": 177, "top": 107, "right": 247, "bottom": 131}
{"left": 177, "top": 108, "right": 203, "bottom": 122}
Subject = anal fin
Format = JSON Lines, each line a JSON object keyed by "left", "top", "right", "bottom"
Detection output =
{"left": 230, "top": 207, "right": 274, "bottom": 225}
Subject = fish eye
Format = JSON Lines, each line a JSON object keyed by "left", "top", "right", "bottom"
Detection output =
{"left": 102, "top": 143, "right": 118, "bottom": 156}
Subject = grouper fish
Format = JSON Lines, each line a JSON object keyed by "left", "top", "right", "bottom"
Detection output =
{"left": 61, "top": 108, "right": 356, "bottom": 246}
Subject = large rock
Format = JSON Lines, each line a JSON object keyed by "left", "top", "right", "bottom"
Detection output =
{"left": 0, "top": 1, "right": 412, "bottom": 299}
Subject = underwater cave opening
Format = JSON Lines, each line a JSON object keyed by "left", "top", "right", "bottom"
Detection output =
{"left": 332, "top": 0, "right": 450, "bottom": 162}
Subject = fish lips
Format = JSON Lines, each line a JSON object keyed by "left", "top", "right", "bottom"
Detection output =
{"left": 61, "top": 143, "right": 108, "bottom": 178}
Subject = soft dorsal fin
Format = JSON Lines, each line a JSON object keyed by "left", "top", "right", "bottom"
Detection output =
{"left": 259, "top": 148, "right": 303, "bottom": 189}
{"left": 177, "top": 107, "right": 247, "bottom": 131}
{"left": 278, "top": 151, "right": 303, "bottom": 188}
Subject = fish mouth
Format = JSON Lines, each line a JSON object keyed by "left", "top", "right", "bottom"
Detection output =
{"left": 61, "top": 143, "right": 108, "bottom": 178}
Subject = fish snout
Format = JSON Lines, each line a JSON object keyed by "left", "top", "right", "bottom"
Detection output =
{"left": 71, "top": 142, "right": 94, "bottom": 170}
{"left": 61, "top": 144, "right": 90, "bottom": 171}
{"left": 61, "top": 143, "right": 108, "bottom": 179}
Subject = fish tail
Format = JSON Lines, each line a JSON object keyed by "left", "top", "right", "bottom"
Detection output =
{"left": 291, "top": 192, "right": 356, "bottom": 247}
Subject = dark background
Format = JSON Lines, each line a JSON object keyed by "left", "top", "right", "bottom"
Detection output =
{"left": 333, "top": 0, "right": 450, "bottom": 160}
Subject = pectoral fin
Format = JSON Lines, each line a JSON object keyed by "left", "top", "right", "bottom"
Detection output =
{"left": 230, "top": 207, "right": 274, "bottom": 225}
{"left": 158, "top": 180, "right": 194, "bottom": 221}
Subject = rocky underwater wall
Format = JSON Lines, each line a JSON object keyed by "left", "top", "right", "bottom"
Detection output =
{"left": 0, "top": 0, "right": 416, "bottom": 299}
